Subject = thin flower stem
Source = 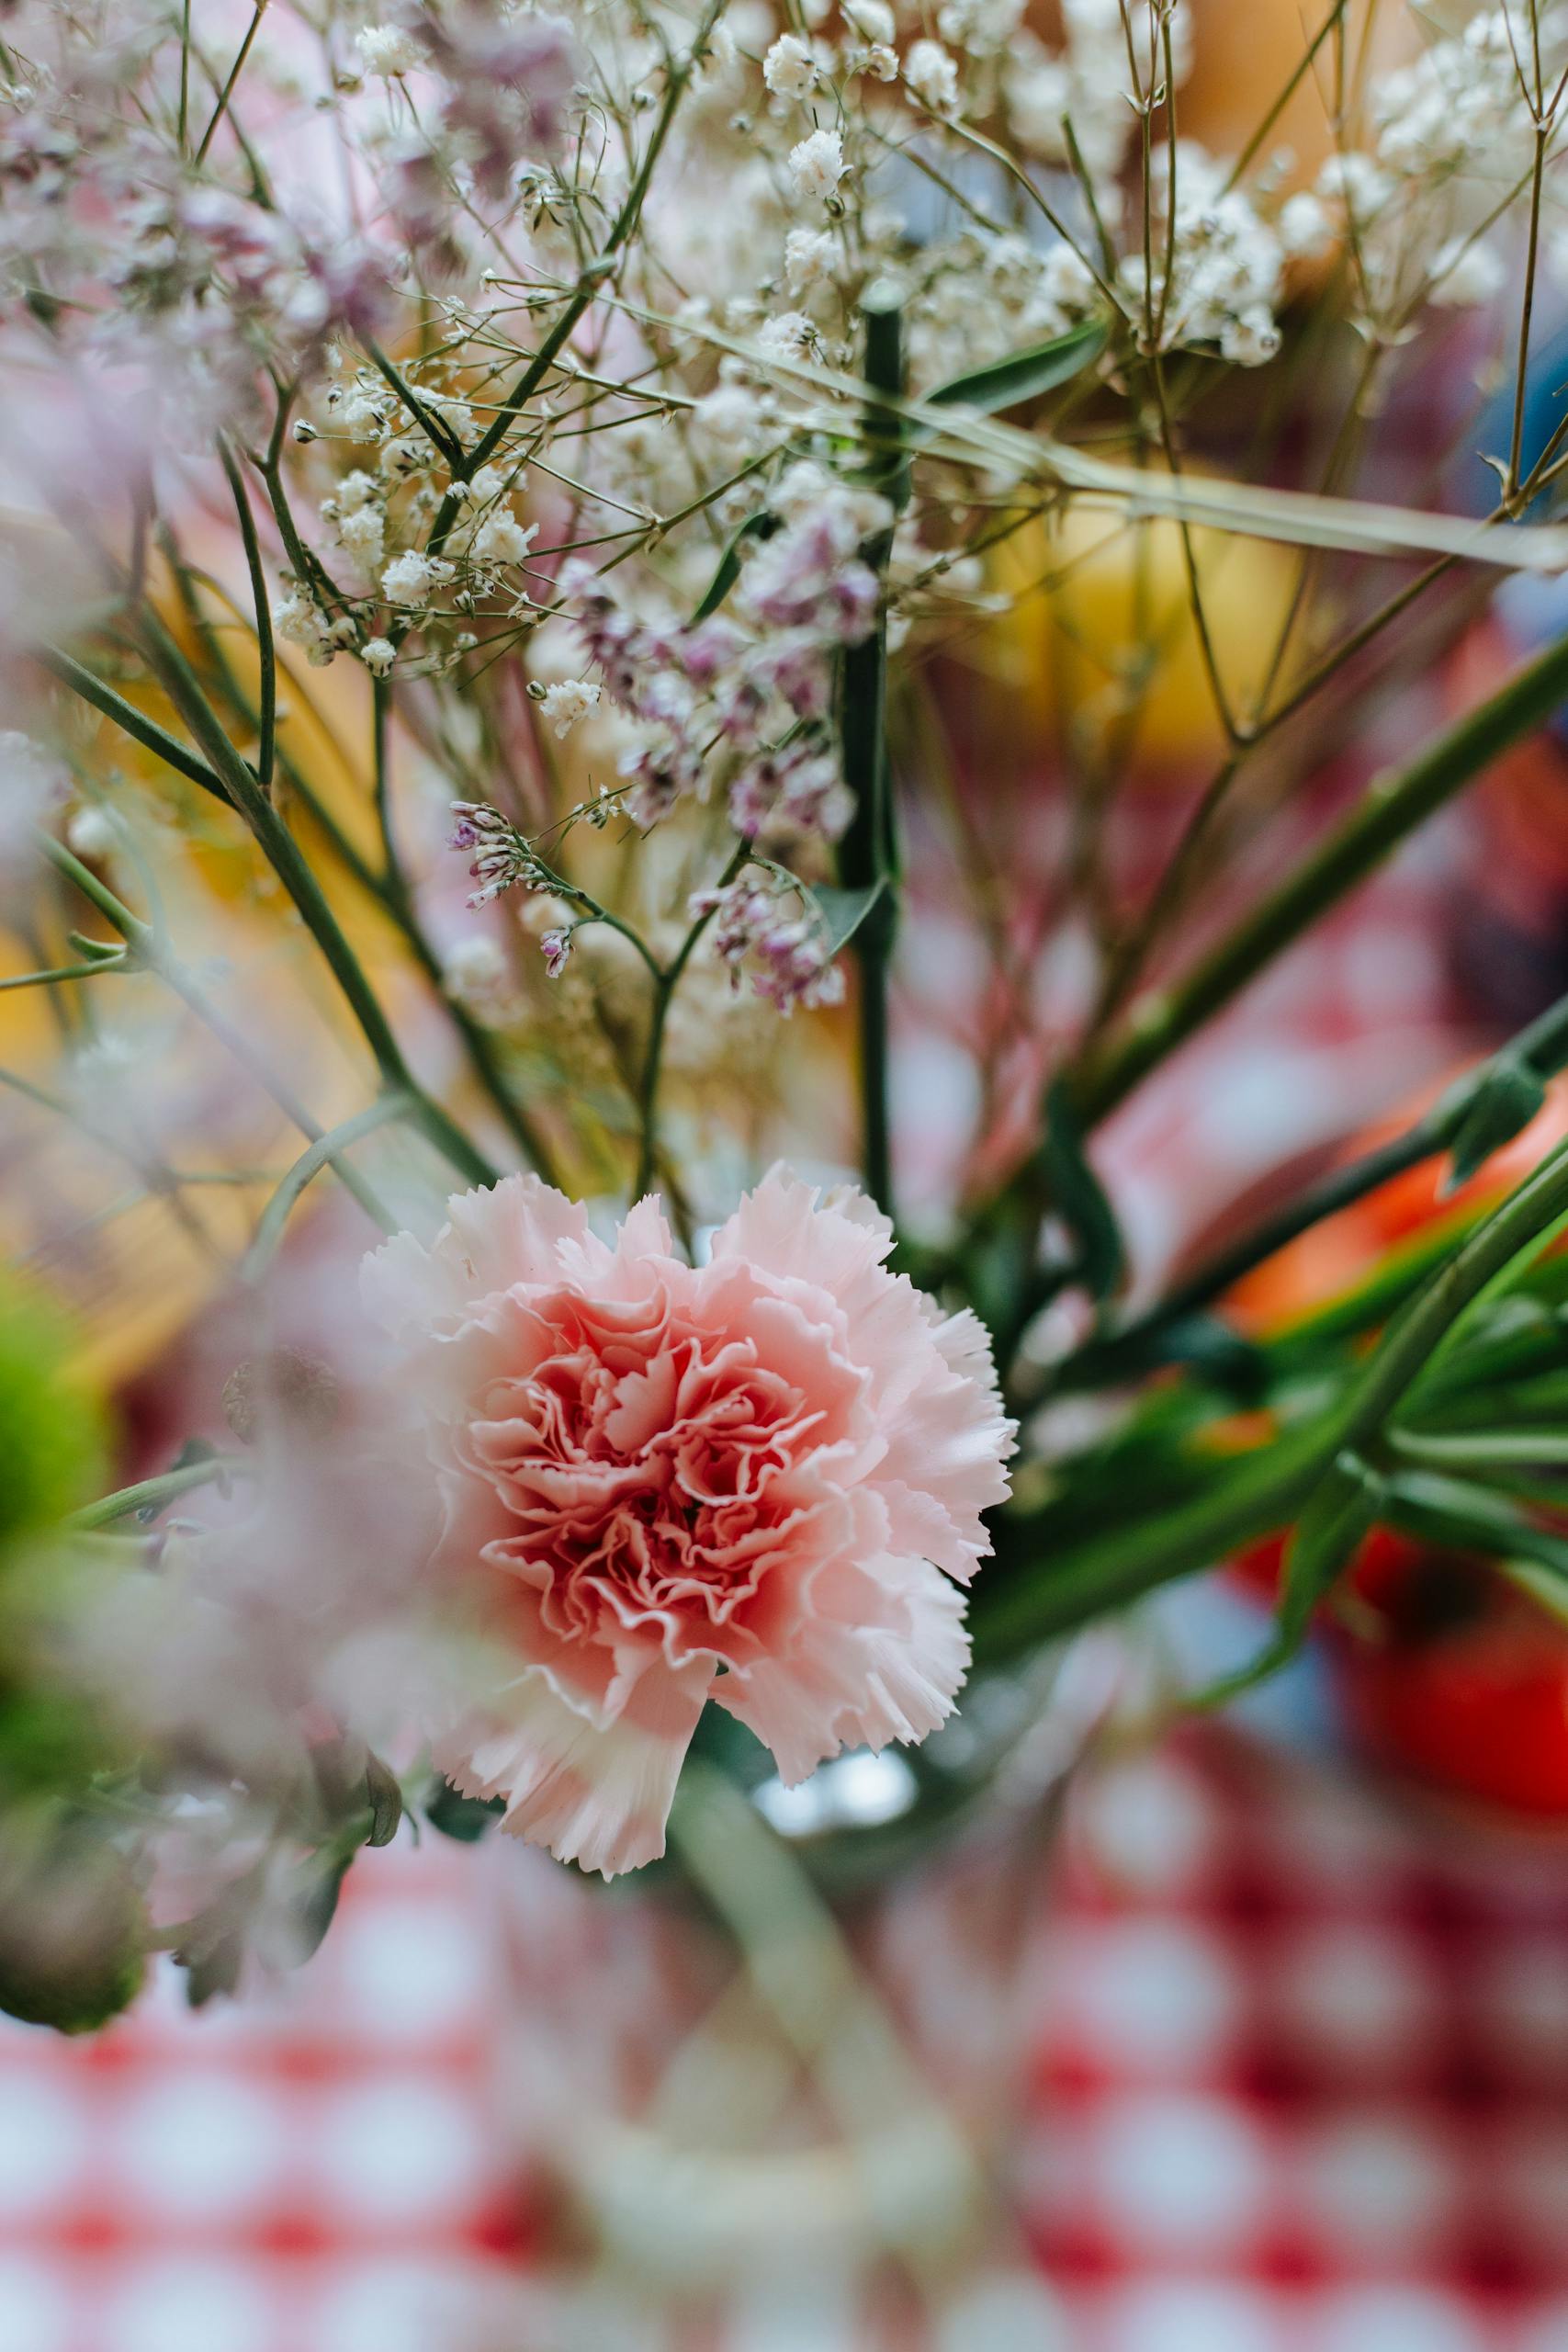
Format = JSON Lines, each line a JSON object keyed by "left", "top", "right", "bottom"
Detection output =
{"left": 837, "top": 291, "right": 906, "bottom": 1219}
{"left": 1068, "top": 623, "right": 1568, "bottom": 1128}
{"left": 68, "top": 1455, "right": 251, "bottom": 1532}
{"left": 630, "top": 842, "right": 746, "bottom": 1203}
{"left": 976, "top": 1127, "right": 1568, "bottom": 1662}
{"left": 0, "top": 959, "right": 128, "bottom": 992}
{"left": 241, "top": 1092, "right": 408, "bottom": 1281}
{"left": 1509, "top": 119, "right": 1550, "bottom": 496}
{"left": 130, "top": 605, "right": 498, "bottom": 1188}
{"left": 37, "top": 835, "right": 395, "bottom": 1233}
{"left": 39, "top": 648, "right": 232, "bottom": 806}
{"left": 1055, "top": 979, "right": 1568, "bottom": 1391}
{"left": 195, "top": 0, "right": 267, "bottom": 165}
{"left": 218, "top": 439, "right": 276, "bottom": 799}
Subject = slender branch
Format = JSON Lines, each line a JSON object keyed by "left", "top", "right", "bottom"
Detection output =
{"left": 218, "top": 439, "right": 276, "bottom": 799}
{"left": 130, "top": 603, "right": 498, "bottom": 1188}
{"left": 1057, "top": 980, "right": 1568, "bottom": 1389}
{"left": 38, "top": 648, "right": 232, "bottom": 806}
{"left": 241, "top": 1091, "right": 408, "bottom": 1281}
{"left": 195, "top": 0, "right": 267, "bottom": 165}
{"left": 836, "top": 289, "right": 907, "bottom": 1218}
{"left": 976, "top": 1125, "right": 1568, "bottom": 1662}
{"left": 68, "top": 1455, "right": 250, "bottom": 1532}
{"left": 1068, "top": 622, "right": 1568, "bottom": 1128}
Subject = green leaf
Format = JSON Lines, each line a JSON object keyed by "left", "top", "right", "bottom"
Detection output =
{"left": 423, "top": 1779, "right": 504, "bottom": 1842}
{"left": 1190, "top": 1450, "right": 1384, "bottom": 1708}
{"left": 1382, "top": 1466, "right": 1568, "bottom": 1577}
{"left": 1042, "top": 1079, "right": 1125, "bottom": 1300}
{"left": 1443, "top": 1057, "right": 1547, "bottom": 1190}
{"left": 286, "top": 1851, "right": 352, "bottom": 1964}
{"left": 363, "top": 1752, "right": 403, "bottom": 1849}
{"left": 691, "top": 509, "right": 778, "bottom": 622}
{"left": 807, "top": 878, "right": 887, "bottom": 959}
{"left": 924, "top": 320, "right": 1107, "bottom": 422}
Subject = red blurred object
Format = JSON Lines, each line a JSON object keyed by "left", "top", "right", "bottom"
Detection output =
{"left": 1224, "top": 1073, "right": 1568, "bottom": 1821}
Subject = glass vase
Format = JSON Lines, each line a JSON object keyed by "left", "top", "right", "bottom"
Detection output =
{"left": 485, "top": 1638, "right": 1119, "bottom": 2352}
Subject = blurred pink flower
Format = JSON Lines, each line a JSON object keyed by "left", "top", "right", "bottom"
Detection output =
{"left": 362, "top": 1170, "right": 1015, "bottom": 1874}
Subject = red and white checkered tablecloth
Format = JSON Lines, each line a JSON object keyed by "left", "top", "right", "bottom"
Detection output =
{"left": 7, "top": 1724, "right": 1568, "bottom": 2352}
{"left": 6, "top": 836, "right": 1566, "bottom": 2352}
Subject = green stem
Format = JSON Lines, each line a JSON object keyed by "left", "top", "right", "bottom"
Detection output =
{"left": 219, "top": 439, "right": 276, "bottom": 798}
{"left": 1058, "top": 981, "right": 1568, "bottom": 1388}
{"left": 837, "top": 290, "right": 906, "bottom": 1218}
{"left": 241, "top": 1092, "right": 407, "bottom": 1281}
{"left": 39, "top": 649, "right": 231, "bottom": 806}
{"left": 68, "top": 1454, "right": 250, "bottom": 1532}
{"left": 975, "top": 1127, "right": 1568, "bottom": 1664}
{"left": 1069, "top": 623, "right": 1568, "bottom": 1127}
{"left": 38, "top": 835, "right": 392, "bottom": 1231}
{"left": 194, "top": 0, "right": 266, "bottom": 164}
{"left": 130, "top": 605, "right": 497, "bottom": 1189}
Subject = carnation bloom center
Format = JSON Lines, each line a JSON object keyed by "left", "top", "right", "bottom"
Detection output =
{"left": 460, "top": 1280, "right": 865, "bottom": 1664}
{"left": 365, "top": 1171, "right": 1013, "bottom": 1874}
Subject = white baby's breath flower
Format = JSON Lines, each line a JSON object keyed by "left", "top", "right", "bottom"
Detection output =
{"left": 65, "top": 804, "right": 117, "bottom": 861}
{"left": 539, "top": 680, "right": 602, "bottom": 737}
{"left": 337, "top": 506, "right": 385, "bottom": 564}
{"left": 381, "top": 550, "right": 454, "bottom": 606}
{"left": 904, "top": 39, "right": 960, "bottom": 115}
{"left": 359, "top": 637, "right": 397, "bottom": 678}
{"left": 471, "top": 512, "right": 539, "bottom": 567}
{"left": 788, "top": 127, "right": 847, "bottom": 204}
{"left": 357, "top": 24, "right": 423, "bottom": 77}
{"left": 1427, "top": 237, "right": 1506, "bottom": 308}
{"left": 1278, "top": 190, "right": 1333, "bottom": 261}
{"left": 842, "top": 0, "right": 895, "bottom": 40}
{"left": 756, "top": 309, "right": 817, "bottom": 361}
{"left": 784, "top": 227, "right": 836, "bottom": 288}
{"left": 1219, "top": 306, "right": 1280, "bottom": 367}
{"left": 272, "top": 589, "right": 331, "bottom": 652}
{"left": 458, "top": 465, "right": 509, "bottom": 506}
{"left": 763, "top": 33, "right": 817, "bottom": 98}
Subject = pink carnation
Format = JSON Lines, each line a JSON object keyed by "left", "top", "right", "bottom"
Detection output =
{"left": 361, "top": 1170, "right": 1015, "bottom": 1875}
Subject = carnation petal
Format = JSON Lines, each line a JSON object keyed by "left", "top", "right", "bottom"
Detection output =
{"left": 714, "top": 1553, "right": 969, "bottom": 1784}
{"left": 443, "top": 1657, "right": 711, "bottom": 1876}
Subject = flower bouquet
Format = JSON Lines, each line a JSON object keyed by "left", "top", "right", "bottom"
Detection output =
{"left": 7, "top": 0, "right": 1568, "bottom": 2316}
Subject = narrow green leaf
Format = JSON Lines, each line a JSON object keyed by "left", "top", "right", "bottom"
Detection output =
{"left": 1042, "top": 1078, "right": 1125, "bottom": 1300}
{"left": 691, "top": 509, "right": 778, "bottom": 622}
{"left": 1443, "top": 1057, "right": 1547, "bottom": 1190}
{"left": 807, "top": 877, "right": 887, "bottom": 959}
{"left": 363, "top": 1752, "right": 403, "bottom": 1849}
{"left": 1382, "top": 1466, "right": 1568, "bottom": 1577}
{"left": 1190, "top": 1450, "right": 1383, "bottom": 1708}
{"left": 423, "top": 1778, "right": 504, "bottom": 1841}
{"left": 924, "top": 320, "right": 1107, "bottom": 420}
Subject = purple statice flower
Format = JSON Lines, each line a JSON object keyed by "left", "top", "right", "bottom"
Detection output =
{"left": 448, "top": 801, "right": 542, "bottom": 907}
{"left": 691, "top": 872, "right": 847, "bottom": 1015}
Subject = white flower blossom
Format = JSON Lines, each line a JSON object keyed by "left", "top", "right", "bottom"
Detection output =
{"left": 841, "top": 0, "right": 895, "bottom": 42}
{"left": 357, "top": 24, "right": 423, "bottom": 78}
{"left": 471, "top": 511, "right": 539, "bottom": 567}
{"left": 1428, "top": 237, "right": 1506, "bottom": 309}
{"left": 359, "top": 637, "right": 397, "bottom": 678}
{"left": 539, "top": 679, "right": 603, "bottom": 736}
{"left": 763, "top": 34, "right": 817, "bottom": 98}
{"left": 788, "top": 127, "right": 847, "bottom": 204}
{"left": 381, "top": 550, "right": 454, "bottom": 606}
{"left": 756, "top": 311, "right": 818, "bottom": 362}
{"left": 784, "top": 227, "right": 836, "bottom": 288}
{"left": 905, "top": 39, "right": 960, "bottom": 115}
{"left": 1278, "top": 190, "right": 1333, "bottom": 261}
{"left": 65, "top": 803, "right": 117, "bottom": 861}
